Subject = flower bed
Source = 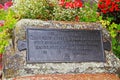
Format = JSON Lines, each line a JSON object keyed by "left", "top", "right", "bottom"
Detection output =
{"left": 13, "top": 0, "right": 98, "bottom": 22}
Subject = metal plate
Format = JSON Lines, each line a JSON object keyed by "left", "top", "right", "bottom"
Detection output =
{"left": 26, "top": 28, "right": 105, "bottom": 63}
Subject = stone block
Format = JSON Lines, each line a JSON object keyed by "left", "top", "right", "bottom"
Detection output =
{"left": 3, "top": 19, "right": 120, "bottom": 79}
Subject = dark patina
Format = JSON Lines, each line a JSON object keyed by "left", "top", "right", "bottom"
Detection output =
{"left": 20, "top": 28, "right": 106, "bottom": 63}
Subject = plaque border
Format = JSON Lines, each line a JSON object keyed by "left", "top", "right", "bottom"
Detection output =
{"left": 26, "top": 28, "right": 106, "bottom": 63}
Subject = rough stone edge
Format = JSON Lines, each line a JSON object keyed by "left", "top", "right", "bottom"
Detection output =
{"left": 3, "top": 19, "right": 120, "bottom": 79}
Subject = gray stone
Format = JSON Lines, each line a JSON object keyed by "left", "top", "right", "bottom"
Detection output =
{"left": 3, "top": 19, "right": 120, "bottom": 79}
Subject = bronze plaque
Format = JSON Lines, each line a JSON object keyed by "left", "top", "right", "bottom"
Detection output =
{"left": 26, "top": 28, "right": 105, "bottom": 63}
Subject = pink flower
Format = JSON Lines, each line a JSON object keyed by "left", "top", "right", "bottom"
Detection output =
{"left": 0, "top": 4, "right": 4, "bottom": 9}
{"left": 0, "top": 23, "right": 4, "bottom": 27}
{"left": 59, "top": 0, "right": 65, "bottom": 7}
{"left": 4, "top": 1, "right": 13, "bottom": 10}
{"left": 0, "top": 21, "right": 5, "bottom": 27}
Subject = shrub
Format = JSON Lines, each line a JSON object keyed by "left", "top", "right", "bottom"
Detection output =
{"left": 13, "top": 0, "right": 98, "bottom": 22}
{"left": 78, "top": 1, "right": 98, "bottom": 22}
{"left": 13, "top": 0, "right": 54, "bottom": 20}
{"left": 98, "top": 0, "right": 120, "bottom": 24}
{"left": 0, "top": 1, "right": 17, "bottom": 53}
{"left": 53, "top": 0, "right": 82, "bottom": 21}
{"left": 98, "top": 0, "right": 120, "bottom": 59}
{"left": 53, "top": 0, "right": 98, "bottom": 22}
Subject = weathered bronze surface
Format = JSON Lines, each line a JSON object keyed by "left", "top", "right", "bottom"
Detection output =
{"left": 26, "top": 28, "right": 105, "bottom": 63}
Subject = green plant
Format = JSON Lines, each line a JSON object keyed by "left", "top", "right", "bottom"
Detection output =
{"left": 0, "top": 1, "right": 17, "bottom": 53}
{"left": 53, "top": 6, "right": 80, "bottom": 21}
{"left": 53, "top": 0, "right": 98, "bottom": 22}
{"left": 13, "top": 0, "right": 54, "bottom": 20}
{"left": 78, "top": 1, "right": 98, "bottom": 22}
{"left": 110, "top": 23, "right": 120, "bottom": 59}
{"left": 98, "top": 0, "right": 120, "bottom": 24}
{"left": 112, "top": 35, "right": 120, "bottom": 59}
{"left": 100, "top": 17, "right": 120, "bottom": 59}
{"left": 97, "top": 0, "right": 120, "bottom": 59}
{"left": 13, "top": 0, "right": 98, "bottom": 22}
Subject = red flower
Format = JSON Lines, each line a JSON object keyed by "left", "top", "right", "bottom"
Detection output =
{"left": 0, "top": 64, "right": 2, "bottom": 70}
{"left": 0, "top": 4, "right": 3, "bottom": 9}
{"left": 101, "top": 9, "right": 108, "bottom": 13}
{"left": 106, "top": 0, "right": 111, "bottom": 6}
{"left": 74, "top": 1, "right": 83, "bottom": 8}
{"left": 0, "top": 23, "right": 4, "bottom": 27}
{"left": 4, "top": 1, "right": 13, "bottom": 10}
{"left": 116, "top": 0, "right": 120, "bottom": 2}
{"left": 75, "top": 16, "right": 79, "bottom": 21}
{"left": 98, "top": 0, "right": 120, "bottom": 13}
{"left": 110, "top": 6, "right": 114, "bottom": 12}
{"left": 59, "top": 0, "right": 65, "bottom": 7}
{"left": 98, "top": 3, "right": 105, "bottom": 9}
{"left": 115, "top": 4, "right": 120, "bottom": 11}
{"left": 65, "top": 2, "right": 74, "bottom": 9}
{"left": 0, "top": 21, "right": 5, "bottom": 27}
{"left": 74, "top": 0, "right": 80, "bottom": 1}
{"left": 0, "top": 54, "right": 2, "bottom": 59}
{"left": 59, "top": 0, "right": 83, "bottom": 9}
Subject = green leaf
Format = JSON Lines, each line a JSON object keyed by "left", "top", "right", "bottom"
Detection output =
{"left": 112, "top": 38, "right": 117, "bottom": 45}
{"left": 117, "top": 24, "right": 120, "bottom": 30}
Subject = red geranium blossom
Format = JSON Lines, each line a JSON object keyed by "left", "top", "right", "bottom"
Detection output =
{"left": 59, "top": 0, "right": 65, "bottom": 7}
{"left": 0, "top": 54, "right": 2, "bottom": 59}
{"left": 65, "top": 2, "right": 74, "bottom": 8}
{"left": 59, "top": 0, "right": 83, "bottom": 9}
{"left": 75, "top": 16, "right": 79, "bottom": 21}
{"left": 0, "top": 1, "right": 13, "bottom": 10}
{"left": 98, "top": 0, "right": 120, "bottom": 13}
{"left": 0, "top": 4, "right": 3, "bottom": 9}
{"left": 0, "top": 21, "right": 5, "bottom": 27}
{"left": 4, "top": 1, "right": 13, "bottom": 10}
{"left": 74, "top": 1, "right": 82, "bottom": 8}
{"left": 106, "top": 0, "right": 111, "bottom": 6}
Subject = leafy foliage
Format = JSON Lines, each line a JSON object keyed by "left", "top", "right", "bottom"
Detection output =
{"left": 98, "top": 0, "right": 120, "bottom": 24}
{"left": 13, "top": 0, "right": 98, "bottom": 22}
{"left": 13, "top": 0, "right": 54, "bottom": 20}
{"left": 78, "top": 1, "right": 98, "bottom": 22}
{"left": 0, "top": 1, "right": 17, "bottom": 53}
{"left": 99, "top": 17, "right": 120, "bottom": 59}
{"left": 53, "top": 0, "right": 98, "bottom": 22}
{"left": 98, "top": 0, "right": 120, "bottom": 59}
